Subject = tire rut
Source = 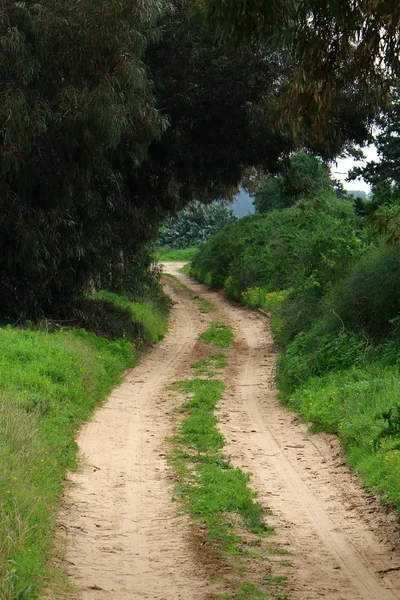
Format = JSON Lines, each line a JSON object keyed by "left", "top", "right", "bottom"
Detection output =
{"left": 169, "top": 263, "right": 400, "bottom": 600}
{"left": 61, "top": 282, "right": 212, "bottom": 599}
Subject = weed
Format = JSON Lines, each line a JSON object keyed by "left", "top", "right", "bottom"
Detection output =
{"left": 191, "top": 295, "right": 216, "bottom": 314}
{"left": 199, "top": 322, "right": 234, "bottom": 348}
{"left": 191, "top": 354, "right": 228, "bottom": 377}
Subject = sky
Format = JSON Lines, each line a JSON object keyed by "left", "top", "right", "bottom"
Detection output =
{"left": 330, "top": 144, "right": 380, "bottom": 193}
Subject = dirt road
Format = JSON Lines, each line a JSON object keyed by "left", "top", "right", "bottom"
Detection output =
{"left": 61, "top": 263, "right": 400, "bottom": 599}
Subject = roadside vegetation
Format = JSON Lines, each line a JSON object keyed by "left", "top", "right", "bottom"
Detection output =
{"left": 188, "top": 149, "right": 400, "bottom": 514}
{"left": 155, "top": 247, "right": 199, "bottom": 262}
{"left": 169, "top": 338, "right": 288, "bottom": 599}
{"left": 0, "top": 293, "right": 168, "bottom": 599}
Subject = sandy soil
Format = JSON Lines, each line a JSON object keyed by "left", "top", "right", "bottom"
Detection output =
{"left": 61, "top": 262, "right": 400, "bottom": 599}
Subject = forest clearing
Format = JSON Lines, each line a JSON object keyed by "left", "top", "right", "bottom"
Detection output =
{"left": 60, "top": 264, "right": 400, "bottom": 600}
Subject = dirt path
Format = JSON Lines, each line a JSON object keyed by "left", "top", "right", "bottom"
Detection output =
{"left": 61, "top": 263, "right": 400, "bottom": 599}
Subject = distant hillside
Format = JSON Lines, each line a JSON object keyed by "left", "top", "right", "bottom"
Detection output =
{"left": 231, "top": 188, "right": 255, "bottom": 217}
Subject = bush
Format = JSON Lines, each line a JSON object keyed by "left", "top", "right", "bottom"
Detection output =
{"left": 321, "top": 244, "right": 400, "bottom": 340}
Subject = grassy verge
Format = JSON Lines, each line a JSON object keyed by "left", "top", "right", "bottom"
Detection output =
{"left": 199, "top": 322, "right": 234, "bottom": 348}
{"left": 93, "top": 290, "right": 168, "bottom": 343}
{"left": 155, "top": 246, "right": 198, "bottom": 262}
{"left": 169, "top": 364, "right": 288, "bottom": 599}
{"left": 0, "top": 293, "right": 168, "bottom": 599}
{"left": 284, "top": 364, "right": 400, "bottom": 510}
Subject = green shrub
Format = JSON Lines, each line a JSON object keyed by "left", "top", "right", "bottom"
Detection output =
{"left": 321, "top": 244, "right": 400, "bottom": 340}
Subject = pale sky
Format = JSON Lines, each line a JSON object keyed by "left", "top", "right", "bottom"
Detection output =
{"left": 330, "top": 145, "right": 380, "bottom": 193}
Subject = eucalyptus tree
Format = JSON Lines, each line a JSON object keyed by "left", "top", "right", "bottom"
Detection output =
{"left": 200, "top": 0, "right": 400, "bottom": 156}
{"left": 0, "top": 0, "right": 168, "bottom": 316}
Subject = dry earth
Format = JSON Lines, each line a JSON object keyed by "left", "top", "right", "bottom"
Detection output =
{"left": 60, "top": 262, "right": 400, "bottom": 599}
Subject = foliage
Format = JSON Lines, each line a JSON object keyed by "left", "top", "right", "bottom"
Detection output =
{"left": 157, "top": 201, "right": 236, "bottom": 249}
{"left": 0, "top": 0, "right": 169, "bottom": 318}
{"left": 351, "top": 87, "right": 400, "bottom": 206}
{"left": 191, "top": 205, "right": 365, "bottom": 334}
{"left": 155, "top": 246, "right": 198, "bottom": 262}
{"left": 0, "top": 326, "right": 136, "bottom": 599}
{"left": 200, "top": 0, "right": 399, "bottom": 154}
{"left": 199, "top": 322, "right": 234, "bottom": 348}
{"left": 254, "top": 153, "right": 335, "bottom": 214}
{"left": 285, "top": 364, "right": 400, "bottom": 511}
{"left": 93, "top": 291, "right": 168, "bottom": 343}
{"left": 320, "top": 244, "right": 400, "bottom": 340}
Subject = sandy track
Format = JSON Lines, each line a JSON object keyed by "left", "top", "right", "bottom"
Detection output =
{"left": 61, "top": 263, "right": 400, "bottom": 600}
{"left": 61, "top": 281, "right": 212, "bottom": 599}
{"left": 168, "top": 263, "right": 400, "bottom": 599}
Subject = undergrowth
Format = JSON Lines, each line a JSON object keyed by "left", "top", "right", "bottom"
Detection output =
{"left": 199, "top": 322, "right": 234, "bottom": 348}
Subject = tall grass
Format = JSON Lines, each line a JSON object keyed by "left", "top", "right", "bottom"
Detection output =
{"left": 93, "top": 290, "right": 168, "bottom": 343}
{"left": 0, "top": 327, "right": 136, "bottom": 598}
{"left": 0, "top": 285, "right": 170, "bottom": 598}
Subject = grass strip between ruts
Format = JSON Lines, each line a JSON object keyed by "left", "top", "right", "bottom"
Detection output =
{"left": 199, "top": 322, "right": 235, "bottom": 348}
{"left": 169, "top": 371, "right": 288, "bottom": 599}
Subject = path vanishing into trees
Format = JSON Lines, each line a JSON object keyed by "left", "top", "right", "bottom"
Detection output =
{"left": 61, "top": 263, "right": 400, "bottom": 599}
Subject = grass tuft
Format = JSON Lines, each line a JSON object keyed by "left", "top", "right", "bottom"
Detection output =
{"left": 190, "top": 295, "right": 216, "bottom": 314}
{"left": 199, "top": 322, "right": 234, "bottom": 348}
{"left": 191, "top": 354, "right": 228, "bottom": 377}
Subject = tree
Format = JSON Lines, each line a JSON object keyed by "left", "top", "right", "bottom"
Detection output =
{"left": 0, "top": 0, "right": 297, "bottom": 318}
{"left": 254, "top": 152, "right": 335, "bottom": 213}
{"left": 199, "top": 0, "right": 400, "bottom": 156}
{"left": 350, "top": 87, "right": 400, "bottom": 239}
{"left": 158, "top": 201, "right": 236, "bottom": 249}
{"left": 0, "top": 0, "right": 169, "bottom": 317}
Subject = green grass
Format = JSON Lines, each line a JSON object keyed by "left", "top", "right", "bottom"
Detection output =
{"left": 191, "top": 354, "right": 228, "bottom": 377}
{"left": 284, "top": 363, "right": 400, "bottom": 510}
{"left": 170, "top": 376, "right": 287, "bottom": 599}
{"left": 162, "top": 273, "right": 192, "bottom": 292}
{"left": 93, "top": 290, "right": 168, "bottom": 343}
{"left": 180, "top": 263, "right": 192, "bottom": 274}
{"left": 199, "top": 322, "right": 234, "bottom": 348}
{"left": 190, "top": 295, "right": 216, "bottom": 314}
{"left": 155, "top": 246, "right": 198, "bottom": 262}
{"left": 0, "top": 327, "right": 137, "bottom": 599}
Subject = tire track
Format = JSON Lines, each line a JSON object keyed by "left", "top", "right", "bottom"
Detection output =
{"left": 170, "top": 263, "right": 400, "bottom": 600}
{"left": 61, "top": 281, "right": 212, "bottom": 600}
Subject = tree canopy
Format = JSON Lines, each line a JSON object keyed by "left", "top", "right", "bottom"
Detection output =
{"left": 254, "top": 153, "right": 336, "bottom": 213}
{"left": 199, "top": 0, "right": 400, "bottom": 154}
